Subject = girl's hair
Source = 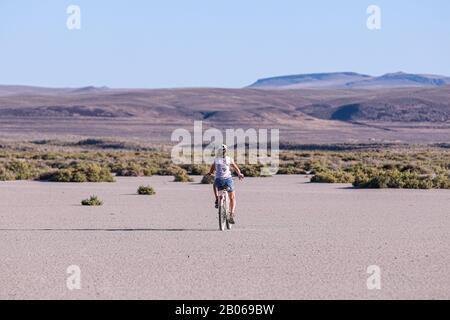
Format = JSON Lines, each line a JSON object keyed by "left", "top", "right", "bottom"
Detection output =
{"left": 216, "top": 144, "right": 228, "bottom": 158}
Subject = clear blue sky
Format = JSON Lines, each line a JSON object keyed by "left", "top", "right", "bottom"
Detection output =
{"left": 1, "top": 0, "right": 449, "bottom": 88}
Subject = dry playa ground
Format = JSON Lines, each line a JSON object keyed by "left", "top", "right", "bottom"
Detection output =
{"left": 0, "top": 175, "right": 449, "bottom": 300}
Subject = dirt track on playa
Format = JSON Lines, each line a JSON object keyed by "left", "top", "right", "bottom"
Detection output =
{"left": 0, "top": 175, "right": 449, "bottom": 299}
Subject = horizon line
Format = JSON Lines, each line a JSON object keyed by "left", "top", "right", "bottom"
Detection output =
{"left": 1, "top": 70, "right": 450, "bottom": 90}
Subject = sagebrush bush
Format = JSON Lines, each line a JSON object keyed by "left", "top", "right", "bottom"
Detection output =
{"left": 81, "top": 195, "right": 103, "bottom": 206}
{"left": 0, "top": 165, "right": 15, "bottom": 181}
{"left": 137, "top": 185, "right": 156, "bottom": 195}
{"left": 1, "top": 141, "right": 449, "bottom": 189}
{"left": 239, "top": 165, "right": 263, "bottom": 177}
{"left": 201, "top": 174, "right": 215, "bottom": 184}
{"left": 115, "top": 163, "right": 143, "bottom": 177}
{"left": 310, "top": 166, "right": 450, "bottom": 189}
{"left": 157, "top": 164, "right": 183, "bottom": 176}
{"left": 181, "top": 164, "right": 209, "bottom": 176}
{"left": 43, "top": 163, "right": 114, "bottom": 182}
{"left": 173, "top": 169, "right": 193, "bottom": 182}
{"left": 277, "top": 166, "right": 307, "bottom": 175}
{"left": 310, "top": 170, "right": 354, "bottom": 184}
{"left": 353, "top": 170, "right": 439, "bottom": 189}
{"left": 432, "top": 174, "right": 450, "bottom": 189}
{"left": 2, "top": 160, "right": 43, "bottom": 180}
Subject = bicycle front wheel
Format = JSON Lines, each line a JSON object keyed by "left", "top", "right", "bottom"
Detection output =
{"left": 218, "top": 203, "right": 225, "bottom": 231}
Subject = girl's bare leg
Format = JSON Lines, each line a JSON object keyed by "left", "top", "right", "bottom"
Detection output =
{"left": 229, "top": 191, "right": 236, "bottom": 216}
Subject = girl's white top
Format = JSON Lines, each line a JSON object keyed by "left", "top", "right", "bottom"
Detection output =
{"left": 214, "top": 156, "right": 234, "bottom": 179}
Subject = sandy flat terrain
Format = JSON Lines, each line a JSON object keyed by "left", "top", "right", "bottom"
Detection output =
{"left": 1, "top": 118, "right": 450, "bottom": 144}
{"left": 0, "top": 175, "right": 449, "bottom": 300}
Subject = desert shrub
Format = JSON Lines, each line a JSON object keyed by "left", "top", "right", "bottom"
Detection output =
{"left": 2, "top": 160, "right": 44, "bottom": 180}
{"left": 112, "top": 161, "right": 158, "bottom": 177}
{"left": 173, "top": 168, "right": 193, "bottom": 182}
{"left": 40, "top": 153, "right": 59, "bottom": 161}
{"left": 277, "top": 166, "right": 307, "bottom": 175}
{"left": 43, "top": 163, "right": 114, "bottom": 182}
{"left": 137, "top": 185, "right": 156, "bottom": 195}
{"left": 381, "top": 163, "right": 397, "bottom": 171}
{"left": 239, "top": 165, "right": 263, "bottom": 177}
{"left": 181, "top": 164, "right": 209, "bottom": 176}
{"left": 280, "top": 153, "right": 296, "bottom": 161}
{"left": 399, "top": 164, "right": 432, "bottom": 175}
{"left": 47, "top": 161, "right": 70, "bottom": 169}
{"left": 303, "top": 158, "right": 331, "bottom": 174}
{"left": 1, "top": 143, "right": 449, "bottom": 189}
{"left": 201, "top": 174, "right": 215, "bottom": 184}
{"left": 402, "top": 173, "right": 434, "bottom": 189}
{"left": 81, "top": 195, "right": 103, "bottom": 206}
{"left": 310, "top": 170, "right": 354, "bottom": 184}
{"left": 341, "top": 155, "right": 358, "bottom": 162}
{"left": 115, "top": 163, "right": 143, "bottom": 177}
{"left": 310, "top": 172, "right": 336, "bottom": 183}
{"left": 6, "top": 161, "right": 30, "bottom": 180}
{"left": 0, "top": 165, "right": 15, "bottom": 181}
{"left": 353, "top": 170, "right": 435, "bottom": 189}
{"left": 432, "top": 175, "right": 450, "bottom": 189}
{"left": 142, "top": 166, "right": 158, "bottom": 176}
{"left": 310, "top": 166, "right": 442, "bottom": 189}
{"left": 158, "top": 164, "right": 183, "bottom": 176}
{"left": 108, "top": 162, "right": 124, "bottom": 173}
{"left": 355, "top": 174, "right": 401, "bottom": 189}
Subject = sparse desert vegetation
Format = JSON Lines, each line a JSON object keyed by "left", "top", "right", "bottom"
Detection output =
{"left": 81, "top": 195, "right": 103, "bottom": 206}
{"left": 0, "top": 139, "right": 449, "bottom": 189}
{"left": 201, "top": 174, "right": 215, "bottom": 184}
{"left": 137, "top": 185, "right": 156, "bottom": 195}
{"left": 42, "top": 162, "right": 115, "bottom": 183}
{"left": 173, "top": 168, "right": 194, "bottom": 182}
{"left": 302, "top": 149, "right": 450, "bottom": 189}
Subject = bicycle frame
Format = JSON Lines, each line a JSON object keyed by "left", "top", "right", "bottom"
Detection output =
{"left": 218, "top": 188, "right": 229, "bottom": 207}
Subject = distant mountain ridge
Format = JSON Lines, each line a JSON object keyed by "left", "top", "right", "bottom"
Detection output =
{"left": 248, "top": 72, "right": 450, "bottom": 89}
{"left": 0, "top": 85, "right": 110, "bottom": 97}
{"left": 0, "top": 84, "right": 449, "bottom": 124}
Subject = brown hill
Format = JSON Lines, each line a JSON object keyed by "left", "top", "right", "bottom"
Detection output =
{"left": 0, "top": 86, "right": 449, "bottom": 143}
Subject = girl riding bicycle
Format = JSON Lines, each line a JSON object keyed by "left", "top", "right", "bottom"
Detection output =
{"left": 207, "top": 144, "right": 244, "bottom": 224}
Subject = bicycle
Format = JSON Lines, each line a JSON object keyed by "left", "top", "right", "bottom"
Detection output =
{"left": 218, "top": 185, "right": 232, "bottom": 231}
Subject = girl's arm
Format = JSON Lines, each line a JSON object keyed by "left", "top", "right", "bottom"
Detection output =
{"left": 207, "top": 163, "right": 215, "bottom": 176}
{"left": 231, "top": 163, "right": 244, "bottom": 180}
